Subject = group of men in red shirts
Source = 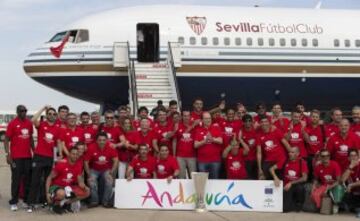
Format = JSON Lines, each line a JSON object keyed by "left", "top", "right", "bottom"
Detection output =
{"left": 4, "top": 100, "right": 360, "bottom": 215}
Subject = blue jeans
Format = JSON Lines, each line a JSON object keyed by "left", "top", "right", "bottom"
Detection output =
{"left": 197, "top": 162, "right": 221, "bottom": 179}
{"left": 89, "top": 169, "right": 113, "bottom": 205}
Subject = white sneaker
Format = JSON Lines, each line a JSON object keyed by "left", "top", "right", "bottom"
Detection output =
{"left": 70, "top": 201, "right": 81, "bottom": 213}
{"left": 10, "top": 204, "right": 18, "bottom": 211}
{"left": 27, "top": 206, "right": 33, "bottom": 213}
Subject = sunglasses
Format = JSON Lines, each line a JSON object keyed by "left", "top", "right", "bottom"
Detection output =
{"left": 105, "top": 116, "right": 114, "bottom": 119}
{"left": 47, "top": 113, "right": 57, "bottom": 116}
{"left": 19, "top": 109, "right": 27, "bottom": 112}
{"left": 320, "top": 154, "right": 330, "bottom": 158}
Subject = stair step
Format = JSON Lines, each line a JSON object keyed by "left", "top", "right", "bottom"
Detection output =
{"left": 136, "top": 85, "right": 171, "bottom": 90}
{"left": 136, "top": 81, "right": 171, "bottom": 86}
{"left": 137, "top": 93, "right": 174, "bottom": 99}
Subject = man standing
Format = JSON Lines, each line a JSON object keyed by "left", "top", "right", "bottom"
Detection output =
{"left": 271, "top": 103, "right": 290, "bottom": 134}
{"left": 79, "top": 111, "right": 97, "bottom": 145}
{"left": 84, "top": 132, "right": 119, "bottom": 208}
{"left": 133, "top": 107, "right": 154, "bottom": 130}
{"left": 220, "top": 108, "right": 242, "bottom": 150}
{"left": 222, "top": 139, "right": 248, "bottom": 180}
{"left": 285, "top": 110, "right": 308, "bottom": 159}
{"left": 59, "top": 113, "right": 84, "bottom": 158}
{"left": 240, "top": 114, "right": 258, "bottom": 179}
{"left": 5, "top": 105, "right": 33, "bottom": 211}
{"left": 194, "top": 112, "right": 223, "bottom": 179}
{"left": 271, "top": 147, "right": 308, "bottom": 212}
{"left": 325, "top": 107, "right": 343, "bottom": 139}
{"left": 153, "top": 109, "right": 175, "bottom": 155}
{"left": 137, "top": 119, "right": 156, "bottom": 155}
{"left": 326, "top": 119, "right": 360, "bottom": 172}
{"left": 28, "top": 106, "right": 61, "bottom": 212}
{"left": 351, "top": 106, "right": 360, "bottom": 138}
{"left": 55, "top": 105, "right": 69, "bottom": 129}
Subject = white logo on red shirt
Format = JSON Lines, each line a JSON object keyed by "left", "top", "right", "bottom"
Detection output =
{"left": 310, "top": 135, "right": 318, "bottom": 142}
{"left": 339, "top": 145, "right": 348, "bottom": 152}
{"left": 71, "top": 136, "right": 79, "bottom": 143}
{"left": 248, "top": 139, "right": 255, "bottom": 146}
{"left": 291, "top": 133, "right": 299, "bottom": 139}
{"left": 288, "top": 170, "right": 296, "bottom": 177}
{"left": 140, "top": 167, "right": 148, "bottom": 174}
{"left": 157, "top": 165, "right": 165, "bottom": 173}
{"left": 324, "top": 175, "right": 333, "bottom": 181}
{"left": 231, "top": 161, "right": 241, "bottom": 170}
{"left": 45, "top": 132, "right": 54, "bottom": 142}
{"left": 84, "top": 133, "right": 91, "bottom": 139}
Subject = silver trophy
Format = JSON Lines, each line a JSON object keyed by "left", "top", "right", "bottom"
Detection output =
{"left": 192, "top": 172, "right": 209, "bottom": 212}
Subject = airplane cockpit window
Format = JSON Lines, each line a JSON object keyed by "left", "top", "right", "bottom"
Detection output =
{"left": 334, "top": 39, "right": 340, "bottom": 47}
{"left": 269, "top": 38, "right": 275, "bottom": 46}
{"left": 201, "top": 37, "right": 208, "bottom": 45}
{"left": 224, "top": 37, "right": 230, "bottom": 46}
{"left": 291, "top": 39, "right": 297, "bottom": 47}
{"left": 178, "top": 37, "right": 185, "bottom": 45}
{"left": 344, "top": 39, "right": 351, "bottom": 47}
{"left": 190, "top": 37, "right": 196, "bottom": 45}
{"left": 258, "top": 38, "right": 264, "bottom": 46}
{"left": 49, "top": 29, "right": 89, "bottom": 43}
{"left": 246, "top": 38, "right": 253, "bottom": 46}
{"left": 355, "top": 40, "right": 360, "bottom": 47}
{"left": 235, "top": 38, "right": 241, "bottom": 46}
{"left": 312, "top": 39, "right": 319, "bottom": 47}
{"left": 301, "top": 39, "right": 308, "bottom": 47}
{"left": 213, "top": 37, "right": 219, "bottom": 45}
{"left": 280, "top": 38, "right": 286, "bottom": 46}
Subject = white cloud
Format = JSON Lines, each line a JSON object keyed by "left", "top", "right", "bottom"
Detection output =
{"left": 0, "top": 0, "right": 57, "bottom": 9}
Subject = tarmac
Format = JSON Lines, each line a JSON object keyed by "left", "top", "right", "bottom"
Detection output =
{"left": 0, "top": 143, "right": 357, "bottom": 221}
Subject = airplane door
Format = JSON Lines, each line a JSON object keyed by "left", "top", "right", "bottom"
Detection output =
{"left": 137, "top": 23, "right": 159, "bottom": 62}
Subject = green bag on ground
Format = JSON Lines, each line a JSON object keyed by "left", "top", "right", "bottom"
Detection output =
{"left": 329, "top": 185, "right": 345, "bottom": 204}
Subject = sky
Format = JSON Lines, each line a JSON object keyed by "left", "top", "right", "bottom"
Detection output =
{"left": 1, "top": 0, "right": 360, "bottom": 112}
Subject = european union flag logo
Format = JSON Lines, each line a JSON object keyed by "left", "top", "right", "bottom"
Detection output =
{"left": 264, "top": 187, "right": 273, "bottom": 195}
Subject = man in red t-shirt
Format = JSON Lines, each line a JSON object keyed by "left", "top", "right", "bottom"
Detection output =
{"left": 326, "top": 119, "right": 360, "bottom": 172}
{"left": 194, "top": 112, "right": 223, "bottom": 179}
{"left": 351, "top": 106, "right": 360, "bottom": 139}
{"left": 132, "top": 106, "right": 154, "bottom": 131}
{"left": 256, "top": 115, "right": 291, "bottom": 180}
{"left": 325, "top": 107, "right": 343, "bottom": 139}
{"left": 156, "top": 145, "right": 180, "bottom": 183}
{"left": 152, "top": 109, "right": 175, "bottom": 155}
{"left": 222, "top": 139, "right": 248, "bottom": 180}
{"left": 271, "top": 147, "right": 308, "bottom": 212}
{"left": 79, "top": 111, "right": 98, "bottom": 145}
{"left": 59, "top": 113, "right": 85, "bottom": 157}
{"left": 240, "top": 114, "right": 258, "bottom": 179}
{"left": 91, "top": 111, "right": 101, "bottom": 128}
{"left": 55, "top": 105, "right": 69, "bottom": 129}
{"left": 174, "top": 110, "right": 196, "bottom": 179}
{"left": 137, "top": 118, "right": 156, "bottom": 155}
{"left": 221, "top": 108, "right": 242, "bottom": 150}
{"left": 5, "top": 105, "right": 34, "bottom": 211}
{"left": 271, "top": 103, "right": 290, "bottom": 134}
{"left": 84, "top": 132, "right": 119, "bottom": 208}
{"left": 285, "top": 110, "right": 308, "bottom": 158}
{"left": 313, "top": 149, "right": 341, "bottom": 187}
{"left": 28, "top": 106, "right": 61, "bottom": 210}
{"left": 341, "top": 149, "right": 360, "bottom": 214}
{"left": 45, "top": 147, "right": 90, "bottom": 213}
{"left": 126, "top": 144, "right": 156, "bottom": 179}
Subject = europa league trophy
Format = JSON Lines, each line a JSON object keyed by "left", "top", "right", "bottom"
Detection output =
{"left": 192, "top": 172, "right": 209, "bottom": 212}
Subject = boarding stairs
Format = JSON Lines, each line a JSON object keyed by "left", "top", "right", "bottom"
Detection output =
{"left": 113, "top": 42, "right": 182, "bottom": 117}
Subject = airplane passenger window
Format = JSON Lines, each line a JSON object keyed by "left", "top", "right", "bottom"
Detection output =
{"left": 75, "top": 30, "right": 89, "bottom": 43}
{"left": 301, "top": 39, "right": 308, "bottom": 47}
{"left": 49, "top": 31, "right": 67, "bottom": 42}
{"left": 280, "top": 38, "right": 286, "bottom": 46}
{"left": 247, "top": 37, "right": 253, "bottom": 46}
{"left": 356, "top": 40, "right": 360, "bottom": 47}
{"left": 269, "top": 38, "right": 275, "bottom": 46}
{"left": 345, "top": 39, "right": 351, "bottom": 47}
{"left": 312, "top": 39, "right": 319, "bottom": 47}
{"left": 334, "top": 39, "right": 340, "bottom": 47}
{"left": 235, "top": 38, "right": 241, "bottom": 46}
{"left": 224, "top": 37, "right": 230, "bottom": 46}
{"left": 190, "top": 37, "right": 196, "bottom": 45}
{"left": 213, "top": 37, "right": 219, "bottom": 45}
{"left": 201, "top": 37, "right": 208, "bottom": 45}
{"left": 178, "top": 37, "right": 185, "bottom": 44}
{"left": 258, "top": 38, "right": 264, "bottom": 46}
{"left": 291, "top": 39, "right": 297, "bottom": 47}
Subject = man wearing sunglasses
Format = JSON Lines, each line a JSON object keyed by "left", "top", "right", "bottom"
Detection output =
{"left": 27, "top": 106, "right": 61, "bottom": 212}
{"left": 5, "top": 105, "right": 34, "bottom": 211}
{"left": 59, "top": 113, "right": 85, "bottom": 158}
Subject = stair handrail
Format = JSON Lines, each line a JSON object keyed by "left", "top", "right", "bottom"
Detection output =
{"left": 167, "top": 42, "right": 182, "bottom": 111}
{"left": 126, "top": 42, "right": 138, "bottom": 118}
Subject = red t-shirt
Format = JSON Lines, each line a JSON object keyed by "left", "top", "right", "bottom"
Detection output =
{"left": 253, "top": 114, "right": 271, "bottom": 123}
{"left": 314, "top": 160, "right": 341, "bottom": 185}
{"left": 257, "top": 129, "right": 287, "bottom": 168}
{"left": 283, "top": 159, "right": 308, "bottom": 185}
{"left": 325, "top": 123, "right": 339, "bottom": 139}
{"left": 100, "top": 125, "right": 122, "bottom": 144}
{"left": 226, "top": 149, "right": 247, "bottom": 180}
{"left": 286, "top": 123, "right": 307, "bottom": 158}
{"left": 137, "top": 130, "right": 156, "bottom": 155}
{"left": 54, "top": 118, "right": 67, "bottom": 129}
{"left": 60, "top": 127, "right": 85, "bottom": 151}
{"left": 155, "top": 155, "right": 179, "bottom": 179}
{"left": 351, "top": 123, "right": 360, "bottom": 138}
{"left": 175, "top": 123, "right": 195, "bottom": 158}
{"left": 221, "top": 120, "right": 242, "bottom": 149}
{"left": 153, "top": 122, "right": 174, "bottom": 154}
{"left": 35, "top": 121, "right": 60, "bottom": 158}
{"left": 79, "top": 124, "right": 98, "bottom": 144}
{"left": 241, "top": 127, "right": 258, "bottom": 161}
{"left": 305, "top": 125, "right": 325, "bottom": 155}
{"left": 326, "top": 132, "right": 360, "bottom": 172}
{"left": 194, "top": 124, "right": 223, "bottom": 163}
{"left": 85, "top": 143, "right": 118, "bottom": 171}
{"left": 129, "top": 155, "right": 156, "bottom": 178}
{"left": 348, "top": 165, "right": 360, "bottom": 194}
{"left": 51, "top": 158, "right": 83, "bottom": 187}
{"left": 271, "top": 117, "right": 290, "bottom": 134}
{"left": 300, "top": 115, "right": 311, "bottom": 126}
{"left": 118, "top": 130, "right": 140, "bottom": 162}
{"left": 190, "top": 111, "right": 202, "bottom": 121}
{"left": 6, "top": 117, "right": 33, "bottom": 159}
{"left": 132, "top": 118, "right": 154, "bottom": 131}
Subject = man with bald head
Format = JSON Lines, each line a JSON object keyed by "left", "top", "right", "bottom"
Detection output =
{"left": 327, "top": 119, "right": 360, "bottom": 172}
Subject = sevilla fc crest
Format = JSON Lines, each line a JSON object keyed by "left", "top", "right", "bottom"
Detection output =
{"left": 186, "top": 16, "right": 206, "bottom": 35}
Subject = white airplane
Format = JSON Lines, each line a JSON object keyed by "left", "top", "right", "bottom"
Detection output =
{"left": 23, "top": 5, "right": 360, "bottom": 111}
